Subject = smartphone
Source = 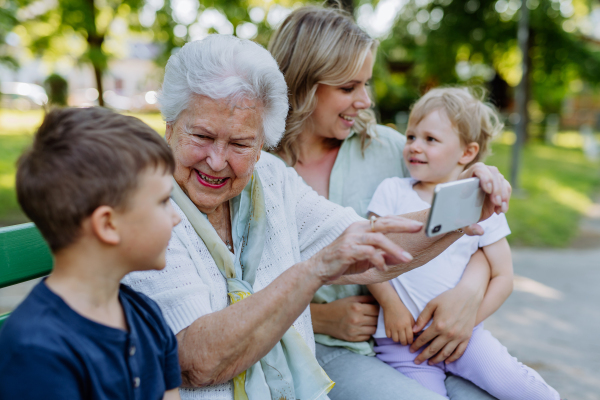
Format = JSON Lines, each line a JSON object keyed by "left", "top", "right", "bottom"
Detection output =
{"left": 425, "top": 178, "right": 485, "bottom": 237}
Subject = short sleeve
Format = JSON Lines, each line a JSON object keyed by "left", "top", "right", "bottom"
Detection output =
{"left": 0, "top": 345, "right": 85, "bottom": 399}
{"left": 127, "top": 289, "right": 183, "bottom": 390}
{"left": 367, "top": 178, "right": 404, "bottom": 217}
{"left": 478, "top": 213, "right": 511, "bottom": 247}
{"left": 163, "top": 326, "right": 182, "bottom": 390}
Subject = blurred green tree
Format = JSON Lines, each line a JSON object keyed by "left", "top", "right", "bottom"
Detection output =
{"left": 0, "top": 0, "right": 19, "bottom": 70}
{"left": 9, "top": 0, "right": 283, "bottom": 105}
{"left": 373, "top": 0, "right": 600, "bottom": 129}
{"left": 12, "top": 0, "right": 151, "bottom": 106}
{"left": 11, "top": 0, "right": 599, "bottom": 127}
{"left": 44, "top": 73, "right": 69, "bottom": 106}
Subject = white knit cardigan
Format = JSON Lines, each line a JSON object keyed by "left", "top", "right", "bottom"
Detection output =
{"left": 123, "top": 152, "right": 363, "bottom": 400}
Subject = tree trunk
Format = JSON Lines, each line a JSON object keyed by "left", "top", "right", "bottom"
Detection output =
{"left": 85, "top": 0, "right": 105, "bottom": 106}
{"left": 523, "top": 27, "right": 533, "bottom": 142}
{"left": 93, "top": 62, "right": 104, "bottom": 106}
{"left": 510, "top": 0, "right": 530, "bottom": 189}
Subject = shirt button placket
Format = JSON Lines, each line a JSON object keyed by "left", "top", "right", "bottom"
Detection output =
{"left": 127, "top": 337, "right": 140, "bottom": 397}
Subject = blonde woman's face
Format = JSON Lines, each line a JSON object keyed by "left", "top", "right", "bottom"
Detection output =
{"left": 310, "top": 51, "right": 374, "bottom": 140}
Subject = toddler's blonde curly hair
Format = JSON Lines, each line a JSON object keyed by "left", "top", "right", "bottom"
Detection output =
{"left": 408, "top": 87, "right": 504, "bottom": 166}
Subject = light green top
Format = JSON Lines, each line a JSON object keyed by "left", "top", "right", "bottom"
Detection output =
{"left": 312, "top": 124, "right": 409, "bottom": 356}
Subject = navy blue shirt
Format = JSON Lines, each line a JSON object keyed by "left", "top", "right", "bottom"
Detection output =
{"left": 0, "top": 279, "right": 181, "bottom": 399}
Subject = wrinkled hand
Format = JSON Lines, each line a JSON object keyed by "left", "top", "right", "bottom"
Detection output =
{"left": 312, "top": 296, "right": 379, "bottom": 342}
{"left": 409, "top": 285, "right": 482, "bottom": 365}
{"left": 383, "top": 300, "right": 415, "bottom": 346}
{"left": 310, "top": 216, "right": 423, "bottom": 284}
{"left": 458, "top": 163, "right": 511, "bottom": 236}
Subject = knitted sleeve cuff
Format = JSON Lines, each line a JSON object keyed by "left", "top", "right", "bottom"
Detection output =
{"left": 162, "top": 294, "right": 213, "bottom": 335}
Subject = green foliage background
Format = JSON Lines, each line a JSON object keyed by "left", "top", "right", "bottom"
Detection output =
{"left": 2, "top": 0, "right": 600, "bottom": 247}
{"left": 373, "top": 0, "right": 600, "bottom": 122}
{"left": 4, "top": 0, "right": 600, "bottom": 120}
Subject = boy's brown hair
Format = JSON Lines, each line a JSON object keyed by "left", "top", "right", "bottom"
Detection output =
{"left": 408, "top": 87, "right": 504, "bottom": 166}
{"left": 16, "top": 107, "right": 174, "bottom": 252}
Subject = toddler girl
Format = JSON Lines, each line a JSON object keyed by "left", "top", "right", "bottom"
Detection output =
{"left": 366, "top": 87, "right": 560, "bottom": 400}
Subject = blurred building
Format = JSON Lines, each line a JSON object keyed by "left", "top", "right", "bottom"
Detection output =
{"left": 0, "top": 40, "right": 163, "bottom": 112}
{"left": 561, "top": 93, "right": 600, "bottom": 129}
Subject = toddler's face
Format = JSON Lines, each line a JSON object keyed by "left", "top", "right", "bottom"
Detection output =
{"left": 403, "top": 108, "right": 466, "bottom": 184}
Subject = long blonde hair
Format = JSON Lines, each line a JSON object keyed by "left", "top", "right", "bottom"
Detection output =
{"left": 268, "top": 5, "right": 378, "bottom": 165}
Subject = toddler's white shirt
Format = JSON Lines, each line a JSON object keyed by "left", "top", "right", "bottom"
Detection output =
{"left": 367, "top": 177, "right": 511, "bottom": 338}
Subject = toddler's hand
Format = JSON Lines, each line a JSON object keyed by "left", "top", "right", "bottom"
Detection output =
{"left": 383, "top": 301, "right": 415, "bottom": 346}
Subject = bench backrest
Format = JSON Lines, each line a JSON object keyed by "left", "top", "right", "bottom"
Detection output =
{"left": 0, "top": 223, "right": 53, "bottom": 328}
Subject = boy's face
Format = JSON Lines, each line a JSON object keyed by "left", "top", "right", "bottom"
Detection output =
{"left": 116, "top": 167, "right": 180, "bottom": 272}
{"left": 403, "top": 108, "right": 466, "bottom": 184}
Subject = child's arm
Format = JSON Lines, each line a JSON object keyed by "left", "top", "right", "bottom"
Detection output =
{"left": 367, "top": 281, "right": 415, "bottom": 345}
{"left": 163, "top": 388, "right": 182, "bottom": 400}
{"left": 409, "top": 250, "right": 489, "bottom": 365}
{"left": 475, "top": 238, "right": 513, "bottom": 324}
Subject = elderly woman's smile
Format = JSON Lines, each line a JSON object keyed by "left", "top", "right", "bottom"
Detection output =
{"left": 166, "top": 94, "right": 264, "bottom": 215}
{"left": 196, "top": 170, "right": 228, "bottom": 187}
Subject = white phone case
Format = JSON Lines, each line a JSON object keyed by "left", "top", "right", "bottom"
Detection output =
{"left": 425, "top": 178, "right": 485, "bottom": 237}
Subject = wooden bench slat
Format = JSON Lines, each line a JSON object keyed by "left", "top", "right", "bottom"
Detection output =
{"left": 0, "top": 223, "right": 53, "bottom": 289}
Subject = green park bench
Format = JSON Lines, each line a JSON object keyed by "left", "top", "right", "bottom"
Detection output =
{"left": 0, "top": 223, "right": 53, "bottom": 329}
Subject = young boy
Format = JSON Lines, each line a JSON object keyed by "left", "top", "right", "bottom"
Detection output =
{"left": 0, "top": 107, "right": 182, "bottom": 399}
{"left": 366, "top": 88, "right": 560, "bottom": 400}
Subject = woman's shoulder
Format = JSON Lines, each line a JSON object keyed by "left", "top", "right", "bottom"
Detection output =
{"left": 347, "top": 125, "right": 406, "bottom": 162}
{"left": 256, "top": 151, "right": 288, "bottom": 172}
{"left": 254, "top": 152, "right": 304, "bottom": 202}
{"left": 371, "top": 124, "right": 406, "bottom": 146}
{"left": 256, "top": 151, "right": 299, "bottom": 186}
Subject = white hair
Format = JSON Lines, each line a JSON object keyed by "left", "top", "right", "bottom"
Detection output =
{"left": 158, "top": 35, "right": 289, "bottom": 149}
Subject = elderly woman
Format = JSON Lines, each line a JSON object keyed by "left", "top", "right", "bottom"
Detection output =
{"left": 123, "top": 34, "right": 510, "bottom": 400}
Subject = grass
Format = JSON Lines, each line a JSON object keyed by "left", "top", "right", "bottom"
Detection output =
{"left": 1, "top": 109, "right": 599, "bottom": 247}
{"left": 0, "top": 109, "right": 168, "bottom": 226}
{"left": 485, "top": 144, "right": 600, "bottom": 247}
{"left": 0, "top": 134, "right": 33, "bottom": 225}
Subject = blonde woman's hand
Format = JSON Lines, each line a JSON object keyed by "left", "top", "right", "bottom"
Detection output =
{"left": 458, "top": 163, "right": 511, "bottom": 236}
{"left": 311, "top": 296, "right": 379, "bottom": 342}
{"left": 409, "top": 284, "right": 483, "bottom": 365}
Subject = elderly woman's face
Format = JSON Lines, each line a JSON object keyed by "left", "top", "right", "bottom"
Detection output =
{"left": 166, "top": 95, "right": 264, "bottom": 214}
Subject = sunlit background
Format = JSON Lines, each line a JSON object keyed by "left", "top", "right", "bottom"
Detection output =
{"left": 3, "top": 0, "right": 600, "bottom": 247}
{"left": 4, "top": 0, "right": 600, "bottom": 117}
{"left": 1, "top": 1, "right": 600, "bottom": 398}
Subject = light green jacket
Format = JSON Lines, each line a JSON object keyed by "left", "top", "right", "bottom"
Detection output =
{"left": 312, "top": 124, "right": 409, "bottom": 356}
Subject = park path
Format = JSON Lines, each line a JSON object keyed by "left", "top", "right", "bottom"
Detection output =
{"left": 485, "top": 248, "right": 600, "bottom": 400}
{"left": 1, "top": 213, "right": 599, "bottom": 399}
{"left": 485, "top": 199, "right": 600, "bottom": 400}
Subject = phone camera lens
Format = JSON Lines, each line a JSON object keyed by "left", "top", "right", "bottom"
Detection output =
{"left": 432, "top": 225, "right": 441, "bottom": 233}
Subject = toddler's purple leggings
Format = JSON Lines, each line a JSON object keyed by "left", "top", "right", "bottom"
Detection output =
{"left": 374, "top": 324, "right": 560, "bottom": 400}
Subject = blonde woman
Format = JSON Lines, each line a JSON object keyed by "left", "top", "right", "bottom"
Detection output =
{"left": 269, "top": 6, "right": 499, "bottom": 400}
